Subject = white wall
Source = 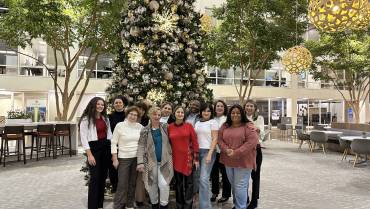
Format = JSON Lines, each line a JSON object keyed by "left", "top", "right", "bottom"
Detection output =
{"left": 0, "top": 97, "right": 11, "bottom": 117}
{"left": 194, "top": 0, "right": 226, "bottom": 12}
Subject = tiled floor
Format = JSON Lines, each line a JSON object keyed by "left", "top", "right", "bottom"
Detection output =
{"left": 1, "top": 140, "right": 370, "bottom": 209}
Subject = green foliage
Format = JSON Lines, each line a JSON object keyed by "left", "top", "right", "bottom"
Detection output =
{"left": 204, "top": 0, "right": 308, "bottom": 71}
{"left": 0, "top": 0, "right": 126, "bottom": 54}
{"left": 305, "top": 30, "right": 370, "bottom": 123}
{"left": 305, "top": 31, "right": 370, "bottom": 85}
{"left": 106, "top": 0, "right": 213, "bottom": 106}
{"left": 7, "top": 110, "right": 32, "bottom": 119}
{"left": 0, "top": 0, "right": 128, "bottom": 121}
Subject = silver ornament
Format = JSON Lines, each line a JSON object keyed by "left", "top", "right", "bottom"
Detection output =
{"left": 121, "top": 79, "right": 128, "bottom": 86}
{"left": 130, "top": 26, "right": 140, "bottom": 37}
{"left": 175, "top": 91, "right": 182, "bottom": 97}
{"left": 149, "top": 1, "right": 160, "bottom": 11}
{"left": 185, "top": 48, "right": 192, "bottom": 54}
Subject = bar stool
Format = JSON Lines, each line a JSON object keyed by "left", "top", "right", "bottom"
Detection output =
{"left": 54, "top": 124, "right": 72, "bottom": 157}
{"left": 0, "top": 126, "right": 26, "bottom": 167}
{"left": 31, "top": 124, "right": 55, "bottom": 160}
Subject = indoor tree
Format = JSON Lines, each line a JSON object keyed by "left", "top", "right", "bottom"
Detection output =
{"left": 305, "top": 30, "right": 370, "bottom": 123}
{"left": 106, "top": 0, "right": 213, "bottom": 106}
{"left": 204, "top": 0, "right": 308, "bottom": 104}
{"left": 0, "top": 0, "right": 127, "bottom": 121}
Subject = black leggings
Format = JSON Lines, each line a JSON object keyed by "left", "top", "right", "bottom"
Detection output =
{"left": 210, "top": 153, "right": 231, "bottom": 198}
{"left": 106, "top": 140, "right": 118, "bottom": 192}
{"left": 250, "top": 145, "right": 263, "bottom": 202}
{"left": 174, "top": 170, "right": 194, "bottom": 209}
{"left": 88, "top": 139, "right": 110, "bottom": 209}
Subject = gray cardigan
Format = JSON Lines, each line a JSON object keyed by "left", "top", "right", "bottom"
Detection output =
{"left": 137, "top": 123, "right": 173, "bottom": 191}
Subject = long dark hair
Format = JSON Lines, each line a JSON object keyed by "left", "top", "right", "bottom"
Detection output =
{"left": 199, "top": 102, "right": 214, "bottom": 121}
{"left": 225, "top": 104, "right": 249, "bottom": 127}
{"left": 244, "top": 99, "right": 259, "bottom": 121}
{"left": 213, "top": 100, "right": 228, "bottom": 116}
{"left": 79, "top": 97, "right": 107, "bottom": 128}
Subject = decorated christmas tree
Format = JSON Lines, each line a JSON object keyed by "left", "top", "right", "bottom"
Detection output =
{"left": 106, "top": 0, "right": 213, "bottom": 106}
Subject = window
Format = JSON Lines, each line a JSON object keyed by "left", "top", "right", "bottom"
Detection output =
{"left": 78, "top": 54, "right": 113, "bottom": 79}
{"left": 0, "top": 40, "right": 18, "bottom": 75}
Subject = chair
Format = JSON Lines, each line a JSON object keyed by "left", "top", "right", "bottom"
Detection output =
{"left": 54, "top": 124, "right": 72, "bottom": 157}
{"left": 309, "top": 131, "right": 328, "bottom": 154}
{"left": 350, "top": 139, "right": 370, "bottom": 167}
{"left": 337, "top": 136, "right": 351, "bottom": 161}
{"left": 31, "top": 124, "right": 55, "bottom": 160}
{"left": 296, "top": 129, "right": 311, "bottom": 150}
{"left": 0, "top": 126, "right": 26, "bottom": 167}
{"left": 278, "top": 124, "right": 288, "bottom": 140}
{"left": 313, "top": 124, "right": 325, "bottom": 130}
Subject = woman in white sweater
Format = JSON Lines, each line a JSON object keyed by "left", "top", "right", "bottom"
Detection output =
{"left": 244, "top": 100, "right": 264, "bottom": 209}
{"left": 210, "top": 100, "right": 231, "bottom": 203}
{"left": 111, "top": 106, "right": 143, "bottom": 209}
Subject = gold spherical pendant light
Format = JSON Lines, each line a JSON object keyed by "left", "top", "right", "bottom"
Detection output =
{"left": 308, "top": 0, "right": 367, "bottom": 33}
{"left": 282, "top": 46, "right": 313, "bottom": 74}
{"left": 351, "top": 1, "right": 369, "bottom": 30}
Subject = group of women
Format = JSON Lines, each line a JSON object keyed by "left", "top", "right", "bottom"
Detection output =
{"left": 79, "top": 96, "right": 264, "bottom": 209}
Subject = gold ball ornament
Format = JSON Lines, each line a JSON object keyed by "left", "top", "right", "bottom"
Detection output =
{"left": 164, "top": 71, "right": 174, "bottom": 80}
{"left": 200, "top": 13, "right": 213, "bottom": 33}
{"left": 351, "top": 1, "right": 369, "bottom": 29}
{"left": 282, "top": 46, "right": 313, "bottom": 74}
{"left": 121, "top": 79, "right": 128, "bottom": 86}
{"left": 149, "top": 1, "right": 160, "bottom": 11}
{"left": 308, "top": 0, "right": 368, "bottom": 33}
{"left": 185, "top": 48, "right": 193, "bottom": 54}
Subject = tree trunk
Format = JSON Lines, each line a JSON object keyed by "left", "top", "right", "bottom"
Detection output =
{"left": 351, "top": 101, "right": 361, "bottom": 124}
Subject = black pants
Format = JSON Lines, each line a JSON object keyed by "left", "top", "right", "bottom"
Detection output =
{"left": 250, "top": 144, "right": 263, "bottom": 204}
{"left": 107, "top": 141, "right": 118, "bottom": 192}
{"left": 210, "top": 153, "right": 231, "bottom": 198}
{"left": 174, "top": 170, "right": 194, "bottom": 209}
{"left": 88, "top": 140, "right": 110, "bottom": 209}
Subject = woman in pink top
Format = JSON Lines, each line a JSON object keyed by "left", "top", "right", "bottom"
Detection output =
{"left": 218, "top": 104, "right": 258, "bottom": 209}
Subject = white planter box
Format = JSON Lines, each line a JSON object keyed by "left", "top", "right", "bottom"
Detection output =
{"left": 6, "top": 118, "right": 33, "bottom": 124}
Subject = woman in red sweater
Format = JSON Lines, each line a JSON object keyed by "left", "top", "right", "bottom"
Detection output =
{"left": 218, "top": 104, "right": 258, "bottom": 209}
{"left": 168, "top": 106, "right": 199, "bottom": 209}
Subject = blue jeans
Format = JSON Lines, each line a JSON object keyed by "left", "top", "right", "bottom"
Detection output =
{"left": 198, "top": 149, "right": 216, "bottom": 209}
{"left": 225, "top": 167, "right": 252, "bottom": 209}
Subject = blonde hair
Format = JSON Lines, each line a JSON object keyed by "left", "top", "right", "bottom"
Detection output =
{"left": 148, "top": 106, "right": 161, "bottom": 119}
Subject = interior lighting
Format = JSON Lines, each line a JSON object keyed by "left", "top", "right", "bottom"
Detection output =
{"left": 282, "top": 46, "right": 313, "bottom": 74}
{"left": 308, "top": 0, "right": 368, "bottom": 33}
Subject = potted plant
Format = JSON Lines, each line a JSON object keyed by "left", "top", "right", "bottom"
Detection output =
{"left": 6, "top": 110, "right": 33, "bottom": 124}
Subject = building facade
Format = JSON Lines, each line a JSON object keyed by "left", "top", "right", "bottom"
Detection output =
{"left": 1, "top": 1, "right": 369, "bottom": 125}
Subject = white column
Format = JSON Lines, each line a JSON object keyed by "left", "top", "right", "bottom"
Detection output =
{"left": 342, "top": 101, "right": 346, "bottom": 123}
{"left": 10, "top": 92, "right": 14, "bottom": 110}
{"left": 307, "top": 100, "right": 310, "bottom": 126}
{"left": 319, "top": 100, "right": 322, "bottom": 124}
{"left": 360, "top": 100, "right": 369, "bottom": 123}
{"left": 268, "top": 98, "right": 271, "bottom": 126}
{"left": 287, "top": 98, "right": 298, "bottom": 125}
